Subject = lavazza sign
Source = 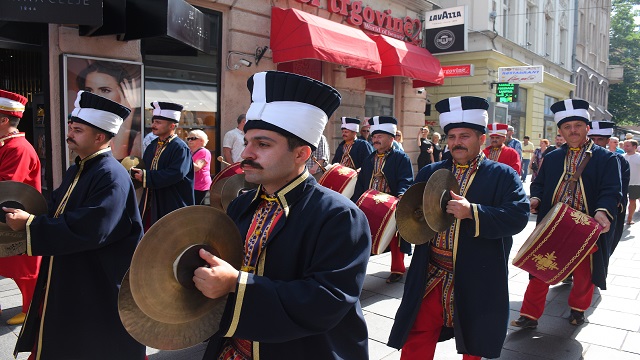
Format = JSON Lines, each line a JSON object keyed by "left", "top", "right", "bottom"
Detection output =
{"left": 295, "top": 0, "right": 422, "bottom": 44}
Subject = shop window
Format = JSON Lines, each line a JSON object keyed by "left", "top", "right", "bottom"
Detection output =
{"left": 365, "top": 78, "right": 394, "bottom": 118}
{"left": 142, "top": 8, "right": 221, "bottom": 171}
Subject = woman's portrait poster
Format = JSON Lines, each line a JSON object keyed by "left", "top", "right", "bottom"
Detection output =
{"left": 63, "top": 55, "right": 143, "bottom": 167}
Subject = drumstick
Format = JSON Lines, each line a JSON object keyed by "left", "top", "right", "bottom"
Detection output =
{"left": 312, "top": 156, "right": 327, "bottom": 173}
{"left": 217, "top": 156, "right": 232, "bottom": 167}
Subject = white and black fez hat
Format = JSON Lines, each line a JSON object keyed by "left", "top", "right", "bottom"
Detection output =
{"left": 435, "top": 96, "right": 489, "bottom": 134}
{"left": 487, "top": 122, "right": 508, "bottom": 137}
{"left": 550, "top": 99, "right": 590, "bottom": 127}
{"left": 368, "top": 116, "right": 397, "bottom": 137}
{"left": 341, "top": 117, "right": 360, "bottom": 133}
{"left": 588, "top": 120, "right": 615, "bottom": 137}
{"left": 0, "top": 89, "right": 27, "bottom": 119}
{"left": 151, "top": 101, "right": 183, "bottom": 123}
{"left": 70, "top": 91, "right": 130, "bottom": 136}
{"left": 245, "top": 71, "right": 341, "bottom": 150}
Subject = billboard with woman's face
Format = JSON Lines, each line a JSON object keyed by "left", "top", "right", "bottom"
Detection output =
{"left": 62, "top": 55, "right": 143, "bottom": 167}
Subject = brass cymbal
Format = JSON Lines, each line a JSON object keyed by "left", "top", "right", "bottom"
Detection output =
{"left": 126, "top": 205, "right": 243, "bottom": 349}
{"left": 209, "top": 176, "right": 230, "bottom": 210}
{"left": 119, "top": 270, "right": 227, "bottom": 350}
{"left": 221, "top": 174, "right": 258, "bottom": 210}
{"left": 0, "top": 181, "right": 47, "bottom": 256}
{"left": 396, "top": 182, "right": 435, "bottom": 245}
{"left": 423, "top": 169, "right": 460, "bottom": 233}
{"left": 120, "top": 156, "right": 145, "bottom": 189}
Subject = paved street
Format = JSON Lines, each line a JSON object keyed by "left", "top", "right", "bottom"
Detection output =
{"left": 1, "top": 181, "right": 639, "bottom": 359}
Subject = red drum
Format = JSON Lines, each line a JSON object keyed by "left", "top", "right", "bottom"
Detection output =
{"left": 512, "top": 203, "right": 602, "bottom": 285}
{"left": 356, "top": 189, "right": 399, "bottom": 255}
{"left": 317, "top": 164, "right": 358, "bottom": 199}
{"left": 211, "top": 162, "right": 243, "bottom": 188}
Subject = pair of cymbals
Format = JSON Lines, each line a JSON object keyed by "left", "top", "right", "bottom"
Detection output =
{"left": 0, "top": 181, "right": 48, "bottom": 257}
{"left": 210, "top": 174, "right": 258, "bottom": 210}
{"left": 119, "top": 205, "right": 244, "bottom": 350}
{"left": 396, "top": 169, "right": 460, "bottom": 245}
{"left": 120, "top": 156, "right": 145, "bottom": 189}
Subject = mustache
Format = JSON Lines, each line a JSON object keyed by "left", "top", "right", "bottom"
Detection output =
{"left": 66, "top": 138, "right": 76, "bottom": 145}
{"left": 452, "top": 145, "right": 467, "bottom": 151}
{"left": 373, "top": 141, "right": 381, "bottom": 145}
{"left": 241, "top": 159, "right": 263, "bottom": 169}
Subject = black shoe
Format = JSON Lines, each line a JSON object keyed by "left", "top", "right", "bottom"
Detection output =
{"left": 510, "top": 316, "right": 538, "bottom": 328}
{"left": 569, "top": 310, "right": 585, "bottom": 326}
{"left": 386, "top": 273, "right": 403, "bottom": 283}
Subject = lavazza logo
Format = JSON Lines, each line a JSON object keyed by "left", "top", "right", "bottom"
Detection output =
{"left": 434, "top": 30, "right": 455, "bottom": 50}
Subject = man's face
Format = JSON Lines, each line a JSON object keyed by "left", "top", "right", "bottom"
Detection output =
{"left": 558, "top": 121, "right": 589, "bottom": 148}
{"left": 372, "top": 133, "right": 393, "bottom": 153}
{"left": 623, "top": 141, "right": 636, "bottom": 155}
{"left": 240, "top": 129, "right": 307, "bottom": 194}
{"left": 67, "top": 121, "right": 102, "bottom": 158}
{"left": 608, "top": 138, "right": 619, "bottom": 149}
{"left": 507, "top": 129, "right": 514, "bottom": 138}
{"left": 446, "top": 128, "right": 485, "bottom": 164}
{"left": 523, "top": 138, "right": 529, "bottom": 145}
{"left": 555, "top": 134, "right": 565, "bottom": 147}
{"left": 342, "top": 129, "right": 357, "bottom": 142}
{"left": 489, "top": 135, "right": 506, "bottom": 148}
{"left": 360, "top": 127, "right": 370, "bottom": 138}
{"left": 589, "top": 135, "right": 609, "bottom": 148}
{"left": 151, "top": 118, "right": 176, "bottom": 138}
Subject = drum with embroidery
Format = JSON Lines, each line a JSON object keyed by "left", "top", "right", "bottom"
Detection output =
{"left": 356, "top": 189, "right": 399, "bottom": 255}
{"left": 512, "top": 202, "right": 602, "bottom": 285}
{"left": 317, "top": 164, "right": 358, "bottom": 199}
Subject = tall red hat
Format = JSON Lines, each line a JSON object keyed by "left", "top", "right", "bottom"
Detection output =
{"left": 487, "top": 122, "right": 508, "bottom": 137}
{"left": 0, "top": 90, "right": 28, "bottom": 118}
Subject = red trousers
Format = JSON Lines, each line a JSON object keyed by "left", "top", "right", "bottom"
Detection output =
{"left": 401, "top": 284, "right": 481, "bottom": 360}
{"left": 519, "top": 255, "right": 594, "bottom": 320}
{"left": 390, "top": 236, "right": 406, "bottom": 274}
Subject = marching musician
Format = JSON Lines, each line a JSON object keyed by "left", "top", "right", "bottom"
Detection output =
{"left": 388, "top": 96, "right": 529, "bottom": 359}
{"left": 331, "top": 117, "right": 374, "bottom": 169}
{"left": 587, "top": 120, "right": 629, "bottom": 254}
{"left": 512, "top": 100, "right": 622, "bottom": 329}
{"left": 130, "top": 101, "right": 194, "bottom": 230}
{"left": 0, "top": 89, "right": 42, "bottom": 326}
{"left": 192, "top": 71, "right": 371, "bottom": 359}
{"left": 3, "top": 91, "right": 145, "bottom": 359}
{"left": 351, "top": 116, "right": 413, "bottom": 284}
{"left": 483, "top": 122, "right": 522, "bottom": 174}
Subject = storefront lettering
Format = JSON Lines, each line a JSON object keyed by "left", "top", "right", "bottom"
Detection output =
{"left": 11, "top": 0, "right": 90, "bottom": 4}
{"left": 295, "top": 0, "right": 421, "bottom": 44}
{"left": 427, "top": 10, "right": 462, "bottom": 22}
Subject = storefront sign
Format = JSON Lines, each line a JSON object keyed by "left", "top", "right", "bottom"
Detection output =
{"left": 0, "top": 0, "right": 103, "bottom": 26}
{"left": 295, "top": 0, "right": 422, "bottom": 44}
{"left": 424, "top": 6, "right": 467, "bottom": 54}
{"left": 442, "top": 64, "right": 474, "bottom": 77}
{"left": 123, "top": 0, "right": 211, "bottom": 54}
{"left": 498, "top": 65, "right": 544, "bottom": 83}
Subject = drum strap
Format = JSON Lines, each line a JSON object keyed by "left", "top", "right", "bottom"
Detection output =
{"left": 567, "top": 153, "right": 591, "bottom": 196}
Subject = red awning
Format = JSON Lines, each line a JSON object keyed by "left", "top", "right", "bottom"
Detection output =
{"left": 270, "top": 7, "right": 382, "bottom": 73}
{"left": 346, "top": 34, "right": 444, "bottom": 87}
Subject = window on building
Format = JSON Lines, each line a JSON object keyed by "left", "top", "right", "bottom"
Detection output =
{"left": 560, "top": 28, "right": 568, "bottom": 65}
{"left": 545, "top": 15, "right": 553, "bottom": 60}
{"left": 526, "top": 4, "right": 536, "bottom": 49}
{"left": 544, "top": 95, "right": 558, "bottom": 140}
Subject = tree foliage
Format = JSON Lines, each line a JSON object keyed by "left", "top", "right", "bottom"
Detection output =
{"left": 608, "top": 1, "right": 640, "bottom": 125}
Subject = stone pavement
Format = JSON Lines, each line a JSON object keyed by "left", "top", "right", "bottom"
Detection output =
{"left": 1, "top": 188, "right": 640, "bottom": 359}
